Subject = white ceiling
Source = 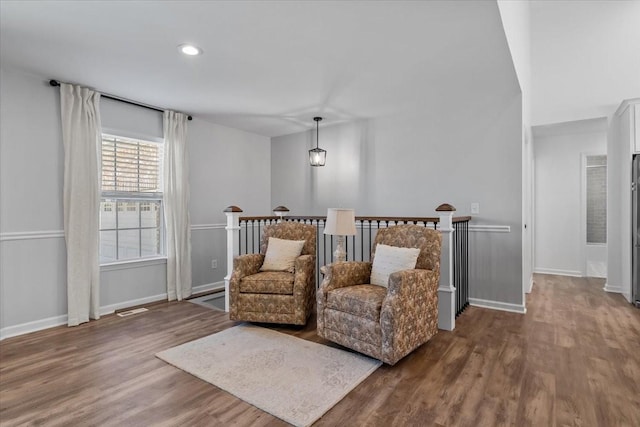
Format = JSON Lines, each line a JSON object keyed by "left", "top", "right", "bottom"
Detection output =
{"left": 530, "top": 0, "right": 640, "bottom": 125}
{"left": 0, "top": 0, "right": 514, "bottom": 137}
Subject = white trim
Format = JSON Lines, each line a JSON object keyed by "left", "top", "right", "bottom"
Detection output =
{"left": 0, "top": 314, "right": 68, "bottom": 341}
{"left": 603, "top": 284, "right": 633, "bottom": 303}
{"left": 0, "top": 230, "right": 65, "bottom": 241}
{"left": 0, "top": 292, "right": 173, "bottom": 341}
{"left": 468, "top": 225, "right": 511, "bottom": 233}
{"left": 192, "top": 281, "right": 225, "bottom": 294}
{"left": 614, "top": 98, "right": 640, "bottom": 117}
{"left": 580, "top": 151, "right": 607, "bottom": 278}
{"left": 469, "top": 298, "right": 527, "bottom": 314}
{"left": 534, "top": 268, "right": 583, "bottom": 277}
{"left": 603, "top": 283, "right": 624, "bottom": 293}
{"left": 525, "top": 276, "right": 534, "bottom": 294}
{"left": 190, "top": 223, "right": 226, "bottom": 231}
{"left": 0, "top": 224, "right": 225, "bottom": 242}
{"left": 0, "top": 223, "right": 509, "bottom": 241}
{"left": 100, "top": 257, "right": 167, "bottom": 271}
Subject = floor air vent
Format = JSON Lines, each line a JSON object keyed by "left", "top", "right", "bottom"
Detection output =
{"left": 117, "top": 307, "right": 149, "bottom": 317}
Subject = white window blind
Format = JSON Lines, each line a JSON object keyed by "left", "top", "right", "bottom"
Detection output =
{"left": 101, "top": 135, "right": 162, "bottom": 194}
{"left": 586, "top": 155, "right": 607, "bottom": 244}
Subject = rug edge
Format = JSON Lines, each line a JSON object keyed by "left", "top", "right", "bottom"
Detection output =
{"left": 302, "top": 358, "right": 382, "bottom": 427}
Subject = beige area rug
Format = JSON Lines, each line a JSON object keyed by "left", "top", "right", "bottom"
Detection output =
{"left": 156, "top": 324, "right": 381, "bottom": 427}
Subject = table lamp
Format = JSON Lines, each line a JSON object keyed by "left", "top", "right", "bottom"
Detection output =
{"left": 324, "top": 208, "right": 357, "bottom": 262}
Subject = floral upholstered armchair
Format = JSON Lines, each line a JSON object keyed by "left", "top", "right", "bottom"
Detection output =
{"left": 229, "top": 222, "right": 316, "bottom": 325}
{"left": 317, "top": 224, "right": 441, "bottom": 365}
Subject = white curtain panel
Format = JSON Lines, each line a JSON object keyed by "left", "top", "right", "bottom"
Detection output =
{"left": 163, "top": 111, "right": 192, "bottom": 301}
{"left": 59, "top": 83, "right": 102, "bottom": 326}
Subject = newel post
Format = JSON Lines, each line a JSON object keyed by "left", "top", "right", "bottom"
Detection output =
{"left": 436, "top": 203, "right": 456, "bottom": 331}
{"left": 273, "top": 205, "right": 290, "bottom": 222}
{"left": 224, "top": 205, "right": 243, "bottom": 312}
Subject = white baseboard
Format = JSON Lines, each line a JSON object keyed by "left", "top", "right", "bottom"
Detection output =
{"left": 0, "top": 288, "right": 212, "bottom": 341}
{"left": 534, "top": 268, "right": 583, "bottom": 277}
{"left": 525, "top": 276, "right": 533, "bottom": 294}
{"left": 469, "top": 298, "right": 527, "bottom": 314}
{"left": 1, "top": 280, "right": 227, "bottom": 341}
{"left": 0, "top": 314, "right": 68, "bottom": 341}
{"left": 603, "top": 284, "right": 633, "bottom": 303}
{"left": 603, "top": 283, "right": 623, "bottom": 293}
{"left": 192, "top": 281, "right": 225, "bottom": 294}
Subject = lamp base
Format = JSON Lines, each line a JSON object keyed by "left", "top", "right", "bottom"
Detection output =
{"left": 334, "top": 237, "right": 347, "bottom": 262}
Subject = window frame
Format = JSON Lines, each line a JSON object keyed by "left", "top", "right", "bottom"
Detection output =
{"left": 99, "top": 133, "right": 166, "bottom": 265}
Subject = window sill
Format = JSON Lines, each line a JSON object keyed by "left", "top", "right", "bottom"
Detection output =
{"left": 100, "top": 256, "right": 167, "bottom": 272}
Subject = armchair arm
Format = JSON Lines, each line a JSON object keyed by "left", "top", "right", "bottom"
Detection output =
{"left": 319, "top": 261, "right": 372, "bottom": 292}
{"left": 292, "top": 254, "right": 315, "bottom": 320}
{"left": 317, "top": 261, "right": 372, "bottom": 305}
{"left": 386, "top": 269, "right": 439, "bottom": 301}
{"left": 317, "top": 261, "right": 372, "bottom": 335}
{"left": 293, "top": 254, "right": 315, "bottom": 294}
{"left": 229, "top": 254, "right": 264, "bottom": 292}
{"left": 380, "top": 269, "right": 440, "bottom": 365}
{"left": 232, "top": 253, "right": 264, "bottom": 277}
{"left": 228, "top": 253, "right": 264, "bottom": 319}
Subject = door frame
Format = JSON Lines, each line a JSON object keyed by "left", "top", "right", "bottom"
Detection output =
{"left": 580, "top": 151, "right": 607, "bottom": 278}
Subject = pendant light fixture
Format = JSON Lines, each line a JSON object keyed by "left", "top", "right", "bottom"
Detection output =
{"left": 309, "top": 116, "right": 326, "bottom": 167}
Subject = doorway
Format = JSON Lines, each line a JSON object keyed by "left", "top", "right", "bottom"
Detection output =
{"left": 582, "top": 154, "right": 607, "bottom": 278}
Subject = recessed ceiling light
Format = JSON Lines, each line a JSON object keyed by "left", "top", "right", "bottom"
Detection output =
{"left": 178, "top": 44, "right": 203, "bottom": 56}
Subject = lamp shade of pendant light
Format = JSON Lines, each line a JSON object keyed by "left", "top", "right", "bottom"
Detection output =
{"left": 309, "top": 116, "right": 326, "bottom": 167}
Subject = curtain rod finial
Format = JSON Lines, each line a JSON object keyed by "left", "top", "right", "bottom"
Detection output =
{"left": 49, "top": 79, "right": 60, "bottom": 87}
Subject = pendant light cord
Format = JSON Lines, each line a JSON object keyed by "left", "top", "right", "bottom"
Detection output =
{"left": 314, "top": 116, "right": 322, "bottom": 148}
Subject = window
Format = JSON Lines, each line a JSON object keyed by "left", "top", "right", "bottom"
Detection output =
{"left": 586, "top": 155, "right": 607, "bottom": 244}
{"left": 100, "top": 134, "right": 164, "bottom": 263}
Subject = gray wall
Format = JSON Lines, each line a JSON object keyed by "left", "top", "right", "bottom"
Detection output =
{"left": 0, "top": 65, "right": 271, "bottom": 337}
{"left": 188, "top": 116, "right": 271, "bottom": 289}
{"left": 533, "top": 119, "right": 607, "bottom": 277}
{"left": 272, "top": 92, "right": 524, "bottom": 307}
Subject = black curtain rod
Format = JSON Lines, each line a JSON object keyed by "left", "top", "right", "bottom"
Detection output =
{"left": 49, "top": 79, "right": 193, "bottom": 121}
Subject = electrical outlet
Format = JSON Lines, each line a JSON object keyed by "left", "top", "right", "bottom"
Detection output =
{"left": 211, "top": 259, "right": 218, "bottom": 269}
{"left": 471, "top": 203, "right": 480, "bottom": 215}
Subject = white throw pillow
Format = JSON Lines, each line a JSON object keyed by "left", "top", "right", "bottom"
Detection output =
{"left": 370, "top": 244, "right": 420, "bottom": 287}
{"left": 260, "top": 237, "right": 306, "bottom": 272}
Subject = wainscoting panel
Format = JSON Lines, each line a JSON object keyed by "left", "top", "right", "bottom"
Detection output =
{"left": 0, "top": 237, "right": 68, "bottom": 334}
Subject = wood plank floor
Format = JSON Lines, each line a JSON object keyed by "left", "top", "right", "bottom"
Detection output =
{"left": 1, "top": 274, "right": 639, "bottom": 426}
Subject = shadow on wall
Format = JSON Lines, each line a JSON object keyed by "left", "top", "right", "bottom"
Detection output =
{"left": 308, "top": 119, "right": 374, "bottom": 214}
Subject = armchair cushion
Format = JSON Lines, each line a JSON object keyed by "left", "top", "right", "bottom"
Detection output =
{"left": 260, "top": 237, "right": 305, "bottom": 272}
{"left": 327, "top": 285, "right": 386, "bottom": 322}
{"left": 370, "top": 244, "right": 420, "bottom": 287}
{"left": 239, "top": 271, "right": 294, "bottom": 295}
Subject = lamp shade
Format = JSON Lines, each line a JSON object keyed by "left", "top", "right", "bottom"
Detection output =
{"left": 324, "top": 208, "right": 357, "bottom": 236}
{"left": 309, "top": 147, "right": 326, "bottom": 166}
{"left": 309, "top": 116, "right": 326, "bottom": 167}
